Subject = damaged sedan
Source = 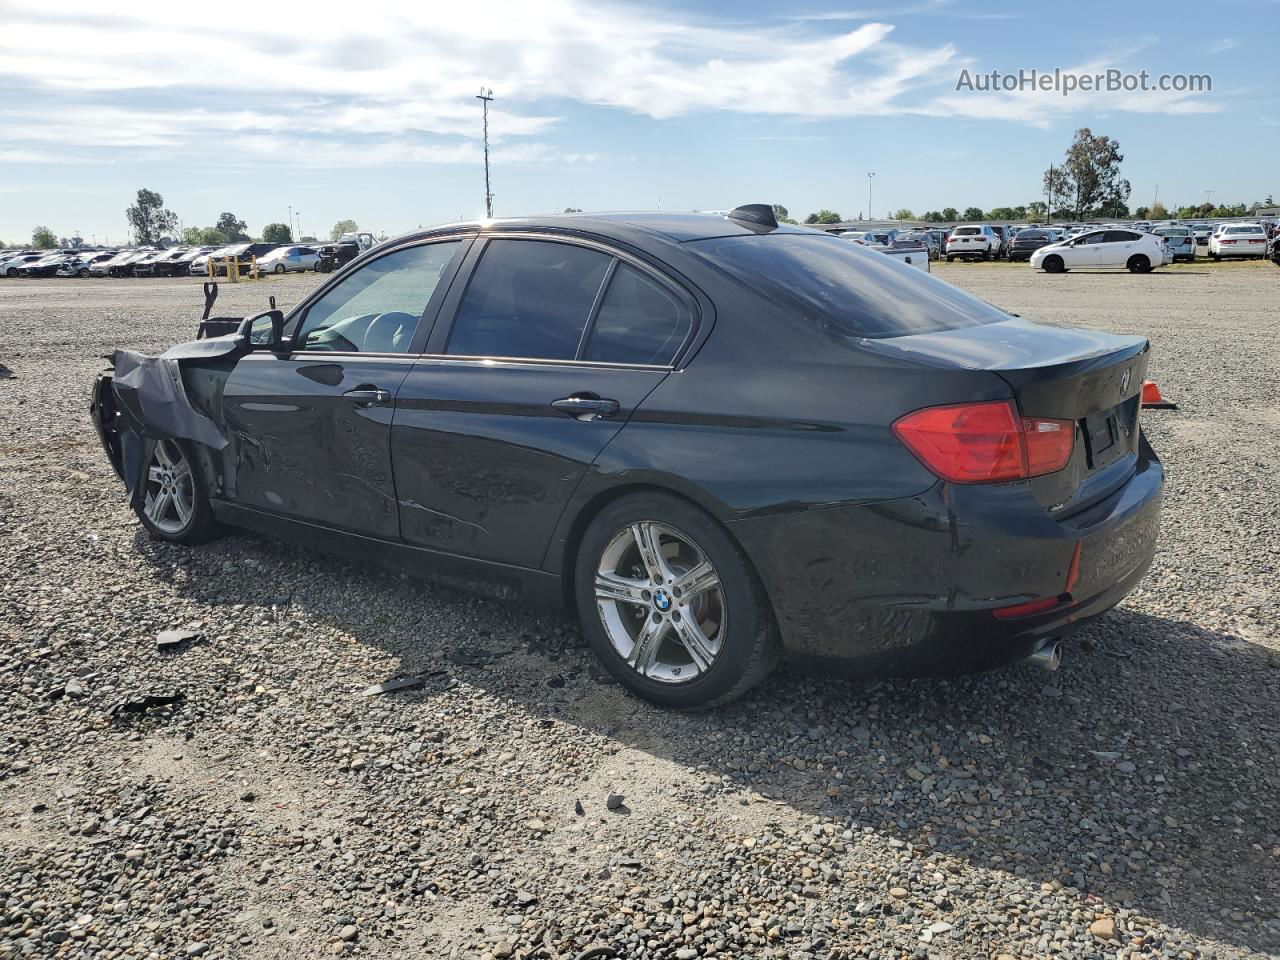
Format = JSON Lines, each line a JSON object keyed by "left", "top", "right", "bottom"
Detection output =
{"left": 90, "top": 207, "right": 1163, "bottom": 708}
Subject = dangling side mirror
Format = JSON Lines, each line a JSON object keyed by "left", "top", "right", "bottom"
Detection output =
{"left": 238, "top": 310, "right": 286, "bottom": 351}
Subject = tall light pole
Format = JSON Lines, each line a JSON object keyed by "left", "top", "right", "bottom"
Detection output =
{"left": 476, "top": 87, "right": 494, "bottom": 218}
{"left": 867, "top": 172, "right": 876, "bottom": 220}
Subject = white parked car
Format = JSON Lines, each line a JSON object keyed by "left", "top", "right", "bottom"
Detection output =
{"left": 944, "top": 224, "right": 998, "bottom": 261}
{"left": 1152, "top": 226, "right": 1196, "bottom": 262}
{"left": 1209, "top": 224, "right": 1268, "bottom": 259}
{"left": 256, "top": 245, "right": 319, "bottom": 274}
{"left": 1030, "top": 228, "right": 1166, "bottom": 273}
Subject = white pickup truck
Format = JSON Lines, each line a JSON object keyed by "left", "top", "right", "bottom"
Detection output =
{"left": 838, "top": 231, "right": 929, "bottom": 271}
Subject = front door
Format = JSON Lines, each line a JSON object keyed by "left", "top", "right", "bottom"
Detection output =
{"left": 1069, "top": 231, "right": 1107, "bottom": 267}
{"left": 392, "top": 236, "right": 696, "bottom": 568}
{"left": 221, "top": 239, "right": 468, "bottom": 539}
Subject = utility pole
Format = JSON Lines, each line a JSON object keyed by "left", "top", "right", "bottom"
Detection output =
{"left": 867, "top": 172, "right": 876, "bottom": 220}
{"left": 476, "top": 88, "right": 494, "bottom": 218}
{"left": 1047, "top": 164, "right": 1053, "bottom": 222}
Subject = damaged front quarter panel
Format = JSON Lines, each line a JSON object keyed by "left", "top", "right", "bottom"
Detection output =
{"left": 90, "top": 333, "right": 246, "bottom": 500}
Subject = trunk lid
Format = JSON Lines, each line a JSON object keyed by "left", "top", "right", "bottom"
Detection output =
{"left": 865, "top": 318, "right": 1150, "bottom": 514}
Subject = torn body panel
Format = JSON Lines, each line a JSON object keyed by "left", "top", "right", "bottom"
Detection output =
{"left": 91, "top": 334, "right": 244, "bottom": 499}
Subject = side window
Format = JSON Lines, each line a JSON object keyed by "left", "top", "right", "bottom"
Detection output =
{"left": 447, "top": 239, "right": 610, "bottom": 360}
{"left": 1078, "top": 232, "right": 1106, "bottom": 245}
{"left": 585, "top": 264, "right": 692, "bottom": 365}
{"left": 1106, "top": 231, "right": 1140, "bottom": 242}
{"left": 296, "top": 242, "right": 460, "bottom": 353}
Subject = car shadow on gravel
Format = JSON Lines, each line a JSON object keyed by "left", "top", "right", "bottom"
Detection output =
{"left": 139, "top": 531, "right": 1280, "bottom": 955}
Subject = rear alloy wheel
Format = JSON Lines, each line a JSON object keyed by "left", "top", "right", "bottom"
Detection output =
{"left": 576, "top": 493, "right": 780, "bottom": 709}
{"left": 1127, "top": 254, "right": 1151, "bottom": 274}
{"left": 1042, "top": 255, "right": 1065, "bottom": 274}
{"left": 274, "top": 263, "right": 285, "bottom": 274}
{"left": 133, "top": 438, "right": 218, "bottom": 544}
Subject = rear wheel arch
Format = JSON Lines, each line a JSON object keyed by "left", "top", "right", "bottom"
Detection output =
{"left": 557, "top": 481, "right": 766, "bottom": 614}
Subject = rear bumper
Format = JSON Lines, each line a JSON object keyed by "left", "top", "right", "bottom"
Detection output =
{"left": 729, "top": 435, "right": 1163, "bottom": 676}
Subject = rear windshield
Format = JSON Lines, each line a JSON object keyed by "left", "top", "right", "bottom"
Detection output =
{"left": 952, "top": 227, "right": 980, "bottom": 236}
{"left": 1225, "top": 226, "right": 1263, "bottom": 235}
{"left": 1017, "top": 230, "right": 1049, "bottom": 240}
{"left": 692, "top": 233, "right": 1008, "bottom": 340}
{"left": 1156, "top": 228, "right": 1190, "bottom": 236}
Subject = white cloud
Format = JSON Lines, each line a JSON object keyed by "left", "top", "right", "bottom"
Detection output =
{"left": 1208, "top": 38, "right": 1241, "bottom": 53}
{"left": 0, "top": 0, "right": 1220, "bottom": 168}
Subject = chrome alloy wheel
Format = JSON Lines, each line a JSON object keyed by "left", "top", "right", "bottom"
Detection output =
{"left": 594, "top": 521, "right": 727, "bottom": 684}
{"left": 143, "top": 439, "right": 195, "bottom": 534}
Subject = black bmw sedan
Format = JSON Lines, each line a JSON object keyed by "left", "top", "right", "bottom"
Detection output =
{"left": 91, "top": 205, "right": 1163, "bottom": 708}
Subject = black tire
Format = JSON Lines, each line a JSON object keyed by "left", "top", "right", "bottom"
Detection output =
{"left": 574, "top": 492, "right": 781, "bottom": 709}
{"left": 274, "top": 263, "right": 285, "bottom": 274}
{"left": 1209, "top": 252, "right": 1218, "bottom": 261}
{"left": 4, "top": 267, "right": 16, "bottom": 278}
{"left": 945, "top": 255, "right": 954, "bottom": 262}
{"left": 1127, "top": 254, "right": 1151, "bottom": 274}
{"left": 1042, "top": 255, "right": 1064, "bottom": 274}
{"left": 77, "top": 267, "right": 89, "bottom": 277}
{"left": 132, "top": 438, "right": 219, "bottom": 545}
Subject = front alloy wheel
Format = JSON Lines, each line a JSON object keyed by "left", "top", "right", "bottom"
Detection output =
{"left": 575, "top": 493, "right": 781, "bottom": 709}
{"left": 594, "top": 521, "right": 727, "bottom": 683}
{"left": 132, "top": 437, "right": 217, "bottom": 543}
{"left": 143, "top": 439, "right": 195, "bottom": 534}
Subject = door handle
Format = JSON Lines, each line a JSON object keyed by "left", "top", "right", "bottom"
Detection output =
{"left": 343, "top": 387, "right": 392, "bottom": 407}
{"left": 552, "top": 394, "right": 620, "bottom": 422}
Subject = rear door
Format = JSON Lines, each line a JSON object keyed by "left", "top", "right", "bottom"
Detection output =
{"left": 221, "top": 239, "right": 468, "bottom": 538}
{"left": 392, "top": 235, "right": 696, "bottom": 567}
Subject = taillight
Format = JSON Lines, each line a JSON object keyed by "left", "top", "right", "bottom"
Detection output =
{"left": 1222, "top": 239, "right": 1236, "bottom": 245}
{"left": 892, "top": 400, "right": 1074, "bottom": 484}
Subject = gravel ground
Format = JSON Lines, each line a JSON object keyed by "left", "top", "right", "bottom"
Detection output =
{"left": 1, "top": 262, "right": 1277, "bottom": 960}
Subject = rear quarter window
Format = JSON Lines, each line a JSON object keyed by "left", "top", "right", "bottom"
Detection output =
{"left": 692, "top": 234, "right": 1009, "bottom": 340}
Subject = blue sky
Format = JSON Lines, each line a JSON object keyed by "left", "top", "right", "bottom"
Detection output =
{"left": 0, "top": 0, "right": 1276, "bottom": 244}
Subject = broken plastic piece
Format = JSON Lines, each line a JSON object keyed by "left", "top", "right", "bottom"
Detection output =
{"left": 157, "top": 628, "right": 200, "bottom": 651}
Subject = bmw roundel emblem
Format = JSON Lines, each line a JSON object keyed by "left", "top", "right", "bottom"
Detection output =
{"left": 654, "top": 589, "right": 672, "bottom": 611}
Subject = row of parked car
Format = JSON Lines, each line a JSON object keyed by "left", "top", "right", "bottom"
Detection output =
{"left": 0, "top": 235, "right": 377, "bottom": 279}
{"left": 940, "top": 218, "right": 1277, "bottom": 272}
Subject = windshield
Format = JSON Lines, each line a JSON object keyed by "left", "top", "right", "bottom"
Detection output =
{"left": 691, "top": 233, "right": 1008, "bottom": 340}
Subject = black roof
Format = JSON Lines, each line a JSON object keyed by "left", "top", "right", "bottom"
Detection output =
{"left": 392, "top": 211, "right": 821, "bottom": 249}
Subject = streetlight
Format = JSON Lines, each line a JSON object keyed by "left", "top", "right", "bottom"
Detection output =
{"left": 867, "top": 172, "right": 876, "bottom": 221}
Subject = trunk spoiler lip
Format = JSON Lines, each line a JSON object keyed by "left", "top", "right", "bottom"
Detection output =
{"left": 858, "top": 316, "right": 1148, "bottom": 374}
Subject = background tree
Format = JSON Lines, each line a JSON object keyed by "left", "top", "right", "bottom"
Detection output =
{"left": 962, "top": 206, "right": 984, "bottom": 221}
{"left": 125, "top": 188, "right": 178, "bottom": 245}
{"left": 562, "top": 207, "right": 583, "bottom": 213}
{"left": 1148, "top": 202, "right": 1169, "bottom": 221}
{"left": 920, "top": 210, "right": 942, "bottom": 222}
{"left": 262, "top": 222, "right": 292, "bottom": 244}
{"left": 1042, "top": 165, "right": 1072, "bottom": 218}
{"left": 330, "top": 219, "right": 359, "bottom": 240}
{"left": 1051, "top": 128, "right": 1131, "bottom": 220}
{"left": 1133, "top": 206, "right": 1149, "bottom": 219}
{"left": 1025, "top": 201, "right": 1047, "bottom": 220}
{"left": 941, "top": 207, "right": 958, "bottom": 222}
{"left": 987, "top": 206, "right": 1018, "bottom": 220}
{"left": 32, "top": 225, "right": 57, "bottom": 248}
{"left": 771, "top": 203, "right": 797, "bottom": 224}
{"left": 803, "top": 210, "right": 842, "bottom": 224}
{"left": 216, "top": 212, "right": 249, "bottom": 242}
{"left": 891, "top": 208, "right": 915, "bottom": 220}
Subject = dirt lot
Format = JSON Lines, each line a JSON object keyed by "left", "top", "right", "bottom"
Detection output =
{"left": 1, "top": 260, "right": 1278, "bottom": 960}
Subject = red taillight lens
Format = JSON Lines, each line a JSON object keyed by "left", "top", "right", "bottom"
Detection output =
{"left": 1222, "top": 239, "right": 1237, "bottom": 245}
{"left": 892, "top": 401, "right": 1074, "bottom": 484}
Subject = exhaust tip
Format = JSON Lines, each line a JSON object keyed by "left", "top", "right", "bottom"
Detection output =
{"left": 1026, "top": 639, "right": 1061, "bottom": 671}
